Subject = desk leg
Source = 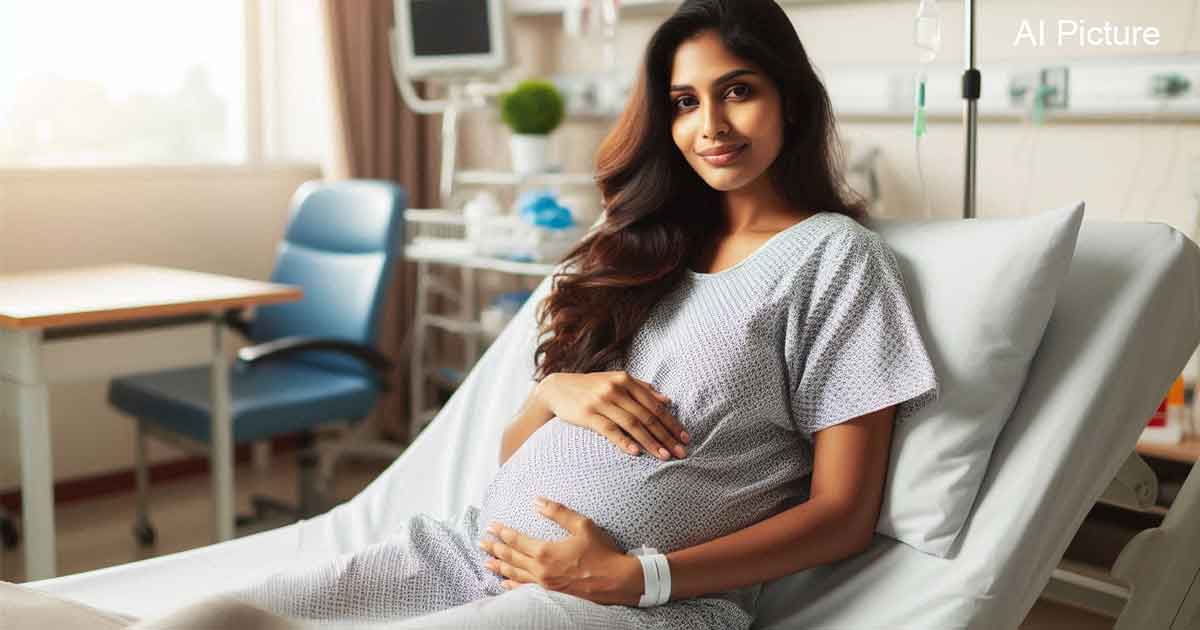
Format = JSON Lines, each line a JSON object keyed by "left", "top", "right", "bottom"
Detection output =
{"left": 6, "top": 328, "right": 57, "bottom": 580}
{"left": 209, "top": 317, "right": 234, "bottom": 542}
{"left": 16, "top": 381, "right": 55, "bottom": 580}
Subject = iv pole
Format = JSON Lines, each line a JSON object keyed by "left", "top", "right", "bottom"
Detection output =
{"left": 962, "top": 0, "right": 980, "bottom": 219}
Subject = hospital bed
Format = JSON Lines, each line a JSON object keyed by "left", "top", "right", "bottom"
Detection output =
{"left": 25, "top": 214, "right": 1200, "bottom": 629}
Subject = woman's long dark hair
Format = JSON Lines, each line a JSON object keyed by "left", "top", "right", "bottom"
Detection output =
{"left": 534, "top": 0, "right": 868, "bottom": 379}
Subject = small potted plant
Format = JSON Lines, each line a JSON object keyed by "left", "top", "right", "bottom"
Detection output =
{"left": 500, "top": 79, "right": 565, "bottom": 175}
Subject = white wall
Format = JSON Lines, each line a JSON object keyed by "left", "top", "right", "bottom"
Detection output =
{"left": 0, "top": 165, "right": 319, "bottom": 489}
{"left": 799, "top": 0, "right": 1200, "bottom": 225}
{"left": 460, "top": 1, "right": 1200, "bottom": 234}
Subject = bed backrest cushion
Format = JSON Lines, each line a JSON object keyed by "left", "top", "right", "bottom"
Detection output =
{"left": 865, "top": 202, "right": 1085, "bottom": 556}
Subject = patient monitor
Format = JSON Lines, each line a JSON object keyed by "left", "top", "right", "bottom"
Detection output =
{"left": 392, "top": 0, "right": 508, "bottom": 79}
{"left": 389, "top": 0, "right": 514, "bottom": 201}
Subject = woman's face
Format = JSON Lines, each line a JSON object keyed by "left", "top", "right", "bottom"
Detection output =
{"left": 669, "top": 29, "right": 786, "bottom": 193}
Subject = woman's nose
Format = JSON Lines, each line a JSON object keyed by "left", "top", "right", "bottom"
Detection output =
{"left": 701, "top": 105, "right": 730, "bottom": 140}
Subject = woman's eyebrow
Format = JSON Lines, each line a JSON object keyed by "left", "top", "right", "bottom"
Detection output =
{"left": 669, "top": 68, "right": 756, "bottom": 93}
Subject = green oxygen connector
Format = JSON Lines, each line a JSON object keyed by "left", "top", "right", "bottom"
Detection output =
{"left": 1032, "top": 84, "right": 1055, "bottom": 125}
{"left": 1151, "top": 73, "right": 1191, "bottom": 99}
{"left": 913, "top": 80, "right": 927, "bottom": 137}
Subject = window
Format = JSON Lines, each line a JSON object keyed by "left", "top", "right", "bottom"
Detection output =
{"left": 262, "top": 0, "right": 333, "bottom": 166}
{"left": 0, "top": 0, "right": 330, "bottom": 169}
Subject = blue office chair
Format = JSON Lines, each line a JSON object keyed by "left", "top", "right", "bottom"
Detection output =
{"left": 108, "top": 179, "right": 407, "bottom": 545}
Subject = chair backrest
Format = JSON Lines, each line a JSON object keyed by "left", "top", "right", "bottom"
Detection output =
{"left": 250, "top": 179, "right": 407, "bottom": 377}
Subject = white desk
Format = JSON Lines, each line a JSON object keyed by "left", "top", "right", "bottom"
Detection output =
{"left": 0, "top": 264, "right": 302, "bottom": 580}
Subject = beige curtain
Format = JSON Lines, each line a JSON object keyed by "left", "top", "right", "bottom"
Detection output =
{"left": 322, "top": 0, "right": 439, "bottom": 442}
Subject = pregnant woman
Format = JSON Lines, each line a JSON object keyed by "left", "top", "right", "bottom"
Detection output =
{"left": 72, "top": 0, "right": 939, "bottom": 628}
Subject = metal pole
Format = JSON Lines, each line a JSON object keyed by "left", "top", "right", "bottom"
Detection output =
{"left": 962, "top": 0, "right": 979, "bottom": 219}
{"left": 410, "top": 261, "right": 429, "bottom": 439}
{"left": 440, "top": 92, "right": 460, "bottom": 206}
{"left": 210, "top": 314, "right": 234, "bottom": 542}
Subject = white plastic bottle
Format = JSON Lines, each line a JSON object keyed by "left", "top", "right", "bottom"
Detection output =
{"left": 463, "top": 191, "right": 501, "bottom": 255}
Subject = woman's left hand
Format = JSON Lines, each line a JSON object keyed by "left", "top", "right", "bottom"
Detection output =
{"left": 478, "top": 498, "right": 645, "bottom": 606}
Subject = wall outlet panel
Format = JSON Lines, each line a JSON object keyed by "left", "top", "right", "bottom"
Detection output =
{"left": 553, "top": 70, "right": 636, "bottom": 118}
{"left": 552, "top": 52, "right": 1200, "bottom": 120}
{"left": 823, "top": 55, "right": 1200, "bottom": 119}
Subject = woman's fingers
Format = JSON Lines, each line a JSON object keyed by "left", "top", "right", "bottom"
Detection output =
{"left": 597, "top": 402, "right": 671, "bottom": 460}
{"left": 623, "top": 383, "right": 688, "bottom": 454}
{"left": 623, "top": 373, "right": 669, "bottom": 404}
{"left": 595, "top": 405, "right": 672, "bottom": 458}
{"left": 487, "top": 558, "right": 537, "bottom": 585}
{"left": 610, "top": 392, "right": 683, "bottom": 459}
{"left": 483, "top": 525, "right": 545, "bottom": 584}
{"left": 482, "top": 538, "right": 539, "bottom": 576}
{"left": 629, "top": 378, "right": 690, "bottom": 444}
{"left": 591, "top": 416, "right": 641, "bottom": 456}
{"left": 490, "top": 523, "right": 548, "bottom": 560}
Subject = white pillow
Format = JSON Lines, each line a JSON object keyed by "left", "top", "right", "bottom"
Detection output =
{"left": 866, "top": 202, "right": 1085, "bottom": 557}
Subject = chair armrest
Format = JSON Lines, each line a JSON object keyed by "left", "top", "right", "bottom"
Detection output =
{"left": 237, "top": 336, "right": 394, "bottom": 390}
{"left": 223, "top": 308, "right": 254, "bottom": 339}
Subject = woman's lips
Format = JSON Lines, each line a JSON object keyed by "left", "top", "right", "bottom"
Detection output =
{"left": 701, "top": 144, "right": 746, "bottom": 167}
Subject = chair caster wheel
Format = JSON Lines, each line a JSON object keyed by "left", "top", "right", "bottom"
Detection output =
{"left": 1, "top": 518, "right": 18, "bottom": 550}
{"left": 134, "top": 523, "right": 156, "bottom": 547}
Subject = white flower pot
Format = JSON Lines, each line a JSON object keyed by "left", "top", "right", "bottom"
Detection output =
{"left": 509, "top": 133, "right": 553, "bottom": 175}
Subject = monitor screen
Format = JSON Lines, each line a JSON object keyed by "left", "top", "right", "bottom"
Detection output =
{"left": 410, "top": 0, "right": 492, "bottom": 57}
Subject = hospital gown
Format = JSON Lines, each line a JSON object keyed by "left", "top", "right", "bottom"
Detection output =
{"left": 227, "top": 210, "right": 941, "bottom": 629}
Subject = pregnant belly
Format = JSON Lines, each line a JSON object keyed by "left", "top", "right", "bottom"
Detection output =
{"left": 477, "top": 419, "right": 778, "bottom": 554}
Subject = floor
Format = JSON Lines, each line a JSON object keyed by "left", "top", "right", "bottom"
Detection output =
{"left": 0, "top": 457, "right": 1116, "bottom": 628}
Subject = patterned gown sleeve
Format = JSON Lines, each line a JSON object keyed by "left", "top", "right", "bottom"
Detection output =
{"left": 788, "top": 230, "right": 940, "bottom": 436}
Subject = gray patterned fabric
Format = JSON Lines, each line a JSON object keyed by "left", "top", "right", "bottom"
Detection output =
{"left": 226, "top": 210, "right": 939, "bottom": 629}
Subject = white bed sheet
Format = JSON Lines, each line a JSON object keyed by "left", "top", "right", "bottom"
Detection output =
{"left": 30, "top": 219, "right": 1200, "bottom": 629}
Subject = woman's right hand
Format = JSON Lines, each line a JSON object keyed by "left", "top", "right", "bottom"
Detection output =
{"left": 535, "top": 372, "right": 690, "bottom": 461}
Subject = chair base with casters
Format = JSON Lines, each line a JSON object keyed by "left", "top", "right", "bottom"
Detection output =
{"left": 129, "top": 423, "right": 340, "bottom": 547}
{"left": 112, "top": 330, "right": 394, "bottom": 548}
{"left": 117, "top": 359, "right": 384, "bottom": 547}
{"left": 235, "top": 431, "right": 334, "bottom": 538}
{"left": 314, "top": 410, "right": 407, "bottom": 496}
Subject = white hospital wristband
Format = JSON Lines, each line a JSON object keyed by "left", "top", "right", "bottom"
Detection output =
{"left": 652, "top": 553, "right": 671, "bottom": 605}
{"left": 629, "top": 545, "right": 671, "bottom": 607}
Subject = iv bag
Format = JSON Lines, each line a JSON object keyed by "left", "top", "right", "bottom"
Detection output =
{"left": 914, "top": 0, "right": 941, "bottom": 64}
{"left": 566, "top": 0, "right": 622, "bottom": 70}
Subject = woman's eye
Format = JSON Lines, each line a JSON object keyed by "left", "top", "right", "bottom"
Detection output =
{"left": 727, "top": 84, "right": 750, "bottom": 98}
{"left": 673, "top": 85, "right": 749, "bottom": 111}
{"left": 674, "top": 96, "right": 696, "bottom": 110}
